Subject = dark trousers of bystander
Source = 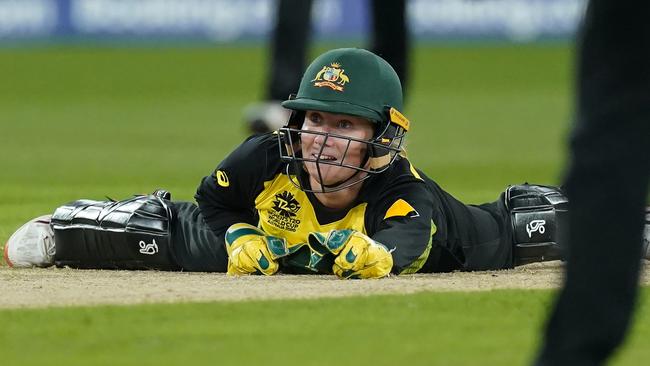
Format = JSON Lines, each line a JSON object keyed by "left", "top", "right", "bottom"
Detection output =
{"left": 535, "top": 1, "right": 650, "bottom": 365}
{"left": 267, "top": 0, "right": 409, "bottom": 101}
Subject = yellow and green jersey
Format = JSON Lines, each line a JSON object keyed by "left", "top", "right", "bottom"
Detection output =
{"left": 194, "top": 133, "right": 513, "bottom": 274}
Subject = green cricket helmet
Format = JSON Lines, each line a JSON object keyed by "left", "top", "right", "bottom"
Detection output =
{"left": 279, "top": 48, "right": 410, "bottom": 193}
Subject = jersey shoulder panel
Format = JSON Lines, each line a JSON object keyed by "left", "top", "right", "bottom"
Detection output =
{"left": 217, "top": 133, "right": 283, "bottom": 183}
{"left": 359, "top": 157, "right": 439, "bottom": 273}
{"left": 194, "top": 133, "right": 283, "bottom": 233}
{"left": 361, "top": 157, "right": 431, "bottom": 224}
{"left": 200, "top": 134, "right": 282, "bottom": 196}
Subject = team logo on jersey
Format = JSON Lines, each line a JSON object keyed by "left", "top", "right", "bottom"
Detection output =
{"left": 311, "top": 62, "right": 350, "bottom": 91}
{"left": 268, "top": 191, "right": 302, "bottom": 232}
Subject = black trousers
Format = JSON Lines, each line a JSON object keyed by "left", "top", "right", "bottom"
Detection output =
{"left": 171, "top": 202, "right": 228, "bottom": 272}
{"left": 267, "top": 0, "right": 409, "bottom": 101}
{"left": 423, "top": 199, "right": 514, "bottom": 273}
{"left": 419, "top": 176, "right": 514, "bottom": 273}
{"left": 535, "top": 1, "right": 650, "bottom": 365}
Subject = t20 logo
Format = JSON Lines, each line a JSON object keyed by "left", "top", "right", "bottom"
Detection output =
{"left": 272, "top": 191, "right": 301, "bottom": 217}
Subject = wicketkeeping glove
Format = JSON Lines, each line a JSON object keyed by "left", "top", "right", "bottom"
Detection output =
{"left": 308, "top": 229, "right": 393, "bottom": 279}
{"left": 225, "top": 223, "right": 298, "bottom": 276}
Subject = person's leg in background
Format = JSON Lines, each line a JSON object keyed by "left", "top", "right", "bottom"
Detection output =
{"left": 535, "top": 1, "right": 650, "bottom": 364}
{"left": 244, "top": 0, "right": 313, "bottom": 133}
{"left": 246, "top": 0, "right": 411, "bottom": 133}
{"left": 267, "top": 0, "right": 313, "bottom": 102}
{"left": 369, "top": 0, "right": 409, "bottom": 98}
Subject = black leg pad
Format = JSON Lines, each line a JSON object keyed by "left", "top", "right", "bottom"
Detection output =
{"left": 505, "top": 184, "right": 569, "bottom": 266}
{"left": 51, "top": 195, "right": 180, "bottom": 270}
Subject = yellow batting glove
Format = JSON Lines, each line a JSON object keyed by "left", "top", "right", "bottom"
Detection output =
{"left": 225, "top": 223, "right": 297, "bottom": 276}
{"left": 309, "top": 230, "right": 393, "bottom": 279}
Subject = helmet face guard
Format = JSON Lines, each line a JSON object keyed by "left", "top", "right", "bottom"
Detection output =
{"left": 278, "top": 48, "right": 410, "bottom": 193}
{"left": 278, "top": 106, "right": 409, "bottom": 193}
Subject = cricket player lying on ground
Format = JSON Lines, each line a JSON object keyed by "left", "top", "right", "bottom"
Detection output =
{"left": 6, "top": 48, "right": 650, "bottom": 279}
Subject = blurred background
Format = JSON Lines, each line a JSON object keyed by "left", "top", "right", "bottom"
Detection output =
{"left": 0, "top": 0, "right": 584, "bottom": 243}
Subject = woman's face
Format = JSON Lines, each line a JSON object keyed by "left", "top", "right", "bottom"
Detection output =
{"left": 300, "top": 110, "right": 374, "bottom": 188}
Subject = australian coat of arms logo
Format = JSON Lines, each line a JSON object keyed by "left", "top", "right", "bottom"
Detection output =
{"left": 311, "top": 62, "right": 350, "bottom": 92}
{"left": 272, "top": 191, "right": 301, "bottom": 217}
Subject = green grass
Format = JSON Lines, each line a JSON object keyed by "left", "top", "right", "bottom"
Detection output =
{"left": 1, "top": 288, "right": 649, "bottom": 365}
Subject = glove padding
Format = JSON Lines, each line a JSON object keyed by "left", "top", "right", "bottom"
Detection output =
{"left": 309, "top": 229, "right": 393, "bottom": 279}
{"left": 225, "top": 223, "right": 298, "bottom": 276}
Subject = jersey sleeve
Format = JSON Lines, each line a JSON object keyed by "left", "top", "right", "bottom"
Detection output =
{"left": 369, "top": 176, "right": 435, "bottom": 274}
{"left": 194, "top": 134, "right": 280, "bottom": 236}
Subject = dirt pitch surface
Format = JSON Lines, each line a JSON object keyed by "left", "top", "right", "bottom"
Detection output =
{"left": 2, "top": 262, "right": 649, "bottom": 309}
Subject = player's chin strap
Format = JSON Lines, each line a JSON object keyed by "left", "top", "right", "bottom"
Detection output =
{"left": 367, "top": 107, "right": 410, "bottom": 170}
{"left": 278, "top": 102, "right": 410, "bottom": 193}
